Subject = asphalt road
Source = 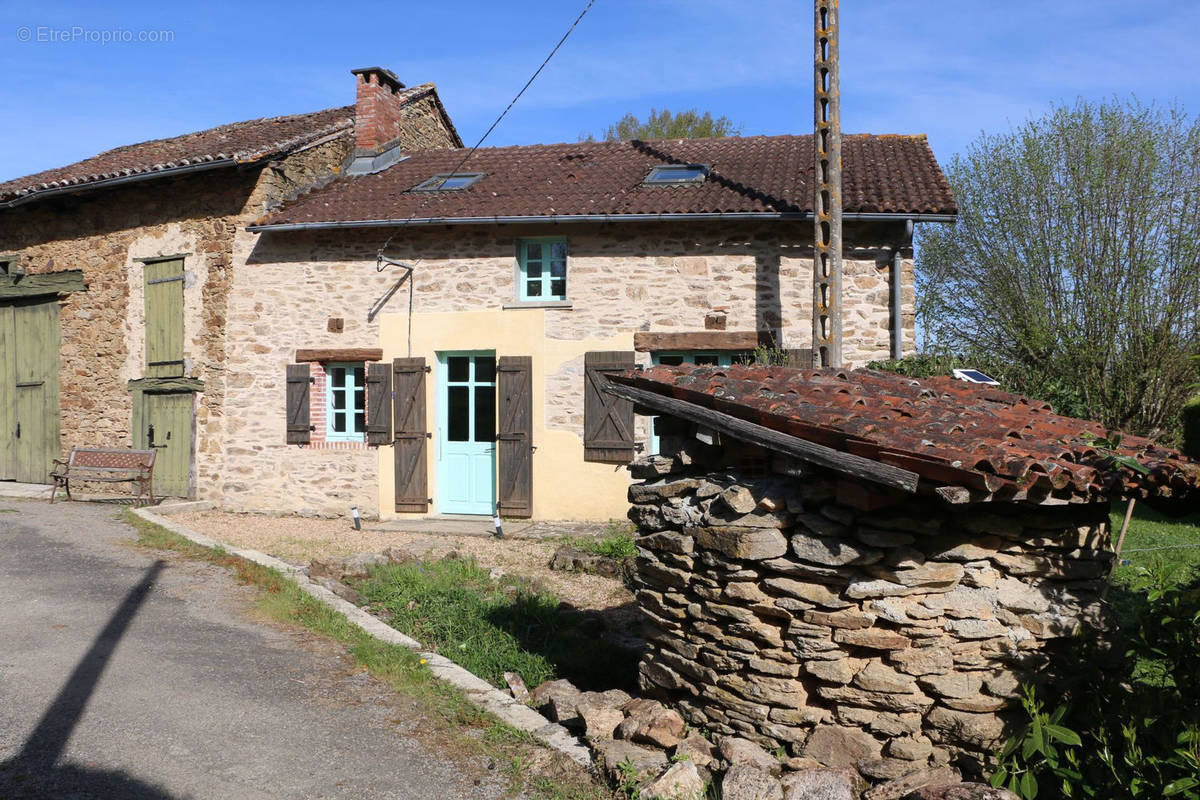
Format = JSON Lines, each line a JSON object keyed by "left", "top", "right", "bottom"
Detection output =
{"left": 0, "top": 498, "right": 507, "bottom": 799}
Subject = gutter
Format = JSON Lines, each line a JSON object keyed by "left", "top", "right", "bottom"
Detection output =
{"left": 2, "top": 159, "right": 237, "bottom": 209}
{"left": 247, "top": 210, "right": 957, "bottom": 232}
{"left": 891, "top": 218, "right": 915, "bottom": 360}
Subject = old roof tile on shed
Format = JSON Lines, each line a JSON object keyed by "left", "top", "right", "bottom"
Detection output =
{"left": 613, "top": 365, "right": 1200, "bottom": 505}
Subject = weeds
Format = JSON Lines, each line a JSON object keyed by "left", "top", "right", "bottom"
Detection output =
{"left": 354, "top": 556, "right": 639, "bottom": 691}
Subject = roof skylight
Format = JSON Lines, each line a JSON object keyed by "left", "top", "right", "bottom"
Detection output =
{"left": 643, "top": 164, "right": 710, "bottom": 185}
{"left": 412, "top": 172, "right": 484, "bottom": 192}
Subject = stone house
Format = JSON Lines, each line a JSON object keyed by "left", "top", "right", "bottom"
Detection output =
{"left": 225, "top": 134, "right": 956, "bottom": 519}
{"left": 608, "top": 363, "right": 1200, "bottom": 781}
{"left": 0, "top": 67, "right": 459, "bottom": 497}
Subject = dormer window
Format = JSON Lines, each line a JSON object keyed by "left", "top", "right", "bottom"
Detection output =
{"left": 643, "top": 164, "right": 710, "bottom": 185}
{"left": 412, "top": 172, "right": 484, "bottom": 192}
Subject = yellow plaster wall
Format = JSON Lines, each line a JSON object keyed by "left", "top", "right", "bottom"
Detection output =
{"left": 377, "top": 309, "right": 635, "bottom": 522}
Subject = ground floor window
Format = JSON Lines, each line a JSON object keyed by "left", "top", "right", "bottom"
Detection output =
{"left": 325, "top": 362, "right": 365, "bottom": 441}
{"left": 648, "top": 351, "right": 750, "bottom": 453}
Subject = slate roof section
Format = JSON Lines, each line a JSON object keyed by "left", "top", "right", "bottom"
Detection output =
{"left": 613, "top": 364, "right": 1200, "bottom": 505}
{"left": 253, "top": 133, "right": 956, "bottom": 228}
{"left": 0, "top": 83, "right": 454, "bottom": 206}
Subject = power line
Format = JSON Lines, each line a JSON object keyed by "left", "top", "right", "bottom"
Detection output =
{"left": 376, "top": 0, "right": 598, "bottom": 261}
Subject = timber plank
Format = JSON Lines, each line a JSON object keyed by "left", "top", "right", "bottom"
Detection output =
{"left": 633, "top": 330, "right": 773, "bottom": 352}
{"left": 603, "top": 379, "right": 920, "bottom": 493}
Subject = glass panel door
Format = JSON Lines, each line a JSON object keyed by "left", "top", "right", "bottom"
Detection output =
{"left": 437, "top": 352, "right": 497, "bottom": 515}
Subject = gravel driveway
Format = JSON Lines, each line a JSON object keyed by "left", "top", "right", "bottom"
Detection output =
{"left": 0, "top": 498, "right": 512, "bottom": 799}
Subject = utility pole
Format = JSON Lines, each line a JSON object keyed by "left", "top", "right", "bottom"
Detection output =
{"left": 812, "top": 0, "right": 843, "bottom": 368}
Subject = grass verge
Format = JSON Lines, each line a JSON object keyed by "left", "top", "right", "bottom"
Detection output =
{"left": 354, "top": 556, "right": 640, "bottom": 692}
{"left": 122, "top": 510, "right": 614, "bottom": 800}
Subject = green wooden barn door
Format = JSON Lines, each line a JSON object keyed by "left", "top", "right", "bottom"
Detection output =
{"left": 0, "top": 299, "right": 61, "bottom": 484}
{"left": 139, "top": 392, "right": 192, "bottom": 497}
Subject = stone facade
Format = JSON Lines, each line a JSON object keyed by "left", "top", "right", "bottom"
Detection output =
{"left": 0, "top": 92, "right": 455, "bottom": 496}
{"left": 220, "top": 221, "right": 915, "bottom": 516}
{"left": 626, "top": 437, "right": 1112, "bottom": 778}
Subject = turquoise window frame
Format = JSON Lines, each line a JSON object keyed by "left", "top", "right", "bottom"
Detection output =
{"left": 325, "top": 362, "right": 366, "bottom": 441}
{"left": 517, "top": 237, "right": 568, "bottom": 302}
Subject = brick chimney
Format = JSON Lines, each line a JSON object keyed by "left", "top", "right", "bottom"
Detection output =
{"left": 351, "top": 67, "right": 408, "bottom": 156}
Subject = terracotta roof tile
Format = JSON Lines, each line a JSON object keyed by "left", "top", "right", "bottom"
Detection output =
{"left": 614, "top": 365, "right": 1200, "bottom": 505}
{"left": 256, "top": 133, "right": 956, "bottom": 226}
{"left": 0, "top": 100, "right": 368, "bottom": 205}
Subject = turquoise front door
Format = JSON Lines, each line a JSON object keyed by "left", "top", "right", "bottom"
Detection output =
{"left": 438, "top": 352, "right": 497, "bottom": 515}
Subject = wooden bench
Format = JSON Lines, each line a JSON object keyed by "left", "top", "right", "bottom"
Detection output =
{"left": 49, "top": 448, "right": 156, "bottom": 505}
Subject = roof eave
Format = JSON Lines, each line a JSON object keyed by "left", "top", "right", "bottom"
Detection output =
{"left": 246, "top": 210, "right": 957, "bottom": 232}
{"left": 1, "top": 158, "right": 238, "bottom": 209}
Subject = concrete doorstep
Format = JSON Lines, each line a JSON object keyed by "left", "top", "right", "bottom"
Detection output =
{"left": 131, "top": 506, "right": 593, "bottom": 768}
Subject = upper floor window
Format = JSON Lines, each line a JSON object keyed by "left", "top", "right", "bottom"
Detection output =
{"left": 643, "top": 164, "right": 710, "bottom": 185}
{"left": 412, "top": 172, "right": 485, "bottom": 192}
{"left": 518, "top": 238, "right": 568, "bottom": 302}
{"left": 326, "top": 362, "right": 365, "bottom": 441}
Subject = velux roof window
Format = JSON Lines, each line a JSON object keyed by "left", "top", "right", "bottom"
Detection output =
{"left": 412, "top": 172, "right": 484, "bottom": 192}
{"left": 643, "top": 164, "right": 710, "bottom": 185}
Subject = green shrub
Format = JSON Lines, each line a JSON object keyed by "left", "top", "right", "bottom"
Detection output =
{"left": 990, "top": 564, "right": 1200, "bottom": 798}
{"left": 1184, "top": 396, "right": 1200, "bottom": 459}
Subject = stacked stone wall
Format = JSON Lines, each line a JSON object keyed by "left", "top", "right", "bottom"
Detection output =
{"left": 627, "top": 439, "right": 1112, "bottom": 779}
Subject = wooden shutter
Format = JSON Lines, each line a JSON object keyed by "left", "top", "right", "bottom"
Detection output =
{"left": 392, "top": 357, "right": 429, "bottom": 513}
{"left": 583, "top": 351, "right": 636, "bottom": 463}
{"left": 285, "top": 364, "right": 312, "bottom": 444}
{"left": 144, "top": 258, "right": 185, "bottom": 378}
{"left": 497, "top": 356, "right": 533, "bottom": 518}
{"left": 365, "top": 362, "right": 392, "bottom": 445}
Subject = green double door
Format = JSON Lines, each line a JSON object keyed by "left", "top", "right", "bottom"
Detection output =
{"left": 0, "top": 299, "right": 61, "bottom": 484}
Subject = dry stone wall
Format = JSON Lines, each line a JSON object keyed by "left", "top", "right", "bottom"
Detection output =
{"left": 627, "top": 438, "right": 1112, "bottom": 779}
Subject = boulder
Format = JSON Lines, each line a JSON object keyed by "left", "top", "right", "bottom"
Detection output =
{"left": 674, "top": 733, "right": 719, "bottom": 768}
{"left": 579, "top": 703, "right": 625, "bottom": 740}
{"left": 722, "top": 764, "right": 784, "bottom": 800}
{"left": 638, "top": 761, "right": 707, "bottom": 800}
{"left": 529, "top": 679, "right": 583, "bottom": 721}
{"left": 619, "top": 703, "right": 687, "bottom": 749}
{"left": 594, "top": 738, "right": 670, "bottom": 785}
{"left": 309, "top": 552, "right": 390, "bottom": 581}
{"left": 901, "top": 784, "right": 1019, "bottom": 800}
{"left": 720, "top": 736, "right": 782, "bottom": 775}
{"left": 863, "top": 767, "right": 962, "bottom": 800}
{"left": 780, "top": 768, "right": 866, "bottom": 800}
{"left": 802, "top": 725, "right": 882, "bottom": 768}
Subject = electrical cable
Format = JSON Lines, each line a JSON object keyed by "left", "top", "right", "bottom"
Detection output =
{"left": 375, "top": 0, "right": 598, "bottom": 262}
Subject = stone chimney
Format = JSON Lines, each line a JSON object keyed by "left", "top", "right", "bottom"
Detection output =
{"left": 351, "top": 67, "right": 408, "bottom": 156}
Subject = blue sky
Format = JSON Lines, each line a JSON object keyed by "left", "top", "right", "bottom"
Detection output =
{"left": 1, "top": 0, "right": 1197, "bottom": 183}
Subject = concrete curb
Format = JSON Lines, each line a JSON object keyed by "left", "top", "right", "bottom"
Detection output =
{"left": 131, "top": 506, "right": 593, "bottom": 767}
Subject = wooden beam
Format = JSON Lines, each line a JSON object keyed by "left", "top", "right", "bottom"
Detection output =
{"left": 295, "top": 348, "right": 384, "bottom": 363}
{"left": 633, "top": 330, "right": 772, "bottom": 353}
{"left": 603, "top": 379, "right": 920, "bottom": 493}
{"left": 0, "top": 270, "right": 85, "bottom": 299}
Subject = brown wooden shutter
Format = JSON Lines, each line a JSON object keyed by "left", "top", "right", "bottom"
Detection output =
{"left": 583, "top": 351, "right": 636, "bottom": 463}
{"left": 392, "top": 357, "right": 429, "bottom": 513}
{"left": 286, "top": 364, "right": 312, "bottom": 444}
{"left": 365, "top": 362, "right": 392, "bottom": 445}
{"left": 497, "top": 356, "right": 533, "bottom": 518}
